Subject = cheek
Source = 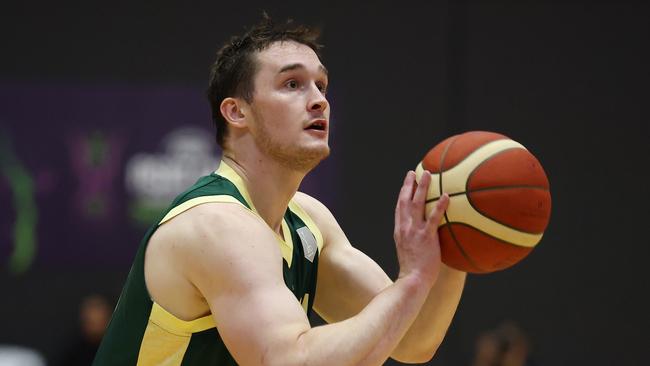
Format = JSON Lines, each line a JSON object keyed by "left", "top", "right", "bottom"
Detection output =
{"left": 259, "top": 95, "right": 302, "bottom": 126}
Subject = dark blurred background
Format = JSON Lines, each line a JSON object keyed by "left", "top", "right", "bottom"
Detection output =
{"left": 1, "top": 1, "right": 649, "bottom": 365}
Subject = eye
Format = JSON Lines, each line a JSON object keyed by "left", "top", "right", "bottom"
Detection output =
{"left": 286, "top": 80, "right": 299, "bottom": 89}
{"left": 316, "top": 81, "right": 328, "bottom": 94}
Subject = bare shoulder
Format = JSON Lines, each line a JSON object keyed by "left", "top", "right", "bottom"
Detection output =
{"left": 147, "top": 202, "right": 317, "bottom": 365}
{"left": 145, "top": 202, "right": 282, "bottom": 319}
{"left": 167, "top": 202, "right": 265, "bottom": 238}
{"left": 293, "top": 191, "right": 348, "bottom": 249}
{"left": 292, "top": 192, "right": 338, "bottom": 229}
{"left": 156, "top": 202, "right": 281, "bottom": 271}
{"left": 151, "top": 202, "right": 270, "bottom": 255}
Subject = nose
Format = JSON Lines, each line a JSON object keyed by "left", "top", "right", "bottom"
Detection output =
{"left": 308, "top": 85, "right": 328, "bottom": 113}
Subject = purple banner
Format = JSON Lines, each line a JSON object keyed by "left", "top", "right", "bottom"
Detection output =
{"left": 0, "top": 83, "right": 337, "bottom": 272}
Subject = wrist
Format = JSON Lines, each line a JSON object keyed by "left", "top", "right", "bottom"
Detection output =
{"left": 397, "top": 270, "right": 437, "bottom": 293}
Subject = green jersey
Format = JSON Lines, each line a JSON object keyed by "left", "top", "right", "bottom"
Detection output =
{"left": 94, "top": 161, "right": 323, "bottom": 365}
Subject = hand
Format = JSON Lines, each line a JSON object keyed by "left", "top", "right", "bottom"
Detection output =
{"left": 394, "top": 170, "right": 449, "bottom": 286}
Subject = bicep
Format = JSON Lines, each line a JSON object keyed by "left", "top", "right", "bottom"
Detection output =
{"left": 292, "top": 192, "right": 394, "bottom": 323}
{"left": 313, "top": 230, "right": 393, "bottom": 323}
{"left": 185, "top": 205, "right": 311, "bottom": 366}
{"left": 210, "top": 272, "right": 310, "bottom": 366}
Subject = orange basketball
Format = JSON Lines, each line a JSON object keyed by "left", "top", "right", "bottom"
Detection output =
{"left": 416, "top": 131, "right": 551, "bottom": 273}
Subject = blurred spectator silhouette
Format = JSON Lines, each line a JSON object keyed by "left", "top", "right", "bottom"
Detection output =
{"left": 471, "top": 320, "right": 537, "bottom": 366}
{"left": 56, "top": 294, "right": 111, "bottom": 366}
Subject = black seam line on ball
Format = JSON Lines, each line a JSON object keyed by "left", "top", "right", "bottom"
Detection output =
{"left": 425, "top": 184, "right": 549, "bottom": 204}
{"left": 444, "top": 221, "right": 527, "bottom": 248}
{"left": 426, "top": 191, "right": 466, "bottom": 204}
{"left": 438, "top": 137, "right": 456, "bottom": 199}
{"left": 465, "top": 147, "right": 520, "bottom": 201}
{"left": 465, "top": 147, "right": 536, "bottom": 200}
{"left": 439, "top": 138, "right": 510, "bottom": 173}
{"left": 444, "top": 221, "right": 483, "bottom": 272}
{"left": 426, "top": 195, "right": 547, "bottom": 235}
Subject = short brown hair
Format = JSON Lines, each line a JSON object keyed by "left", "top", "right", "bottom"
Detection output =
{"left": 207, "top": 15, "right": 323, "bottom": 148}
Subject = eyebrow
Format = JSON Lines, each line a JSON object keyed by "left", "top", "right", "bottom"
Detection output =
{"left": 278, "top": 63, "right": 329, "bottom": 76}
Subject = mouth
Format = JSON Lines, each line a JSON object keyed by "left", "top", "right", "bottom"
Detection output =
{"left": 305, "top": 119, "right": 328, "bottom": 132}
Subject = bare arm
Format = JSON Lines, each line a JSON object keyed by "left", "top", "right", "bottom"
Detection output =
{"left": 393, "top": 264, "right": 465, "bottom": 362}
{"left": 302, "top": 174, "right": 465, "bottom": 363}
{"left": 180, "top": 171, "right": 447, "bottom": 366}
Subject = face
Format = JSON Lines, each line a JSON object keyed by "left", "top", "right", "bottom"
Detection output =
{"left": 246, "top": 41, "right": 330, "bottom": 172}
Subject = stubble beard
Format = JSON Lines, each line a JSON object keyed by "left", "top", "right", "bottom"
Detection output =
{"left": 255, "top": 118, "right": 330, "bottom": 173}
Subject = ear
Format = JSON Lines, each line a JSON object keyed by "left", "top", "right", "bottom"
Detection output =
{"left": 219, "top": 97, "right": 248, "bottom": 129}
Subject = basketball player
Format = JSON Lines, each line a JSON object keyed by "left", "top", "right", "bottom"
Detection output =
{"left": 94, "top": 17, "right": 466, "bottom": 366}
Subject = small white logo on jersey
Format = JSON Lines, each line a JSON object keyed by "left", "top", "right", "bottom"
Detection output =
{"left": 296, "top": 227, "right": 317, "bottom": 262}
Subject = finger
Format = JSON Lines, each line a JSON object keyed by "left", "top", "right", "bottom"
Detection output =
{"left": 427, "top": 193, "right": 450, "bottom": 229}
{"left": 410, "top": 174, "right": 418, "bottom": 198}
{"left": 398, "top": 171, "right": 416, "bottom": 205}
{"left": 412, "top": 170, "right": 431, "bottom": 209}
{"left": 396, "top": 171, "right": 416, "bottom": 221}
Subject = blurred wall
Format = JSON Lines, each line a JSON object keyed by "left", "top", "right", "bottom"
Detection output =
{"left": 1, "top": 1, "right": 648, "bottom": 365}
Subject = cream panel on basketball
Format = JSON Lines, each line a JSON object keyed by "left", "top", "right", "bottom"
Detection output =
{"left": 418, "top": 139, "right": 542, "bottom": 247}
{"left": 415, "top": 162, "right": 447, "bottom": 225}
{"left": 415, "top": 162, "right": 442, "bottom": 198}
{"left": 441, "top": 139, "right": 526, "bottom": 194}
{"left": 431, "top": 195, "right": 543, "bottom": 247}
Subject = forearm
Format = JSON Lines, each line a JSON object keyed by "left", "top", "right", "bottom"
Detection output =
{"left": 288, "top": 275, "right": 432, "bottom": 366}
{"left": 392, "top": 264, "right": 466, "bottom": 363}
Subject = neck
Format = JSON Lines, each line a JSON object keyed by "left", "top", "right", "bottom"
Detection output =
{"left": 221, "top": 152, "right": 306, "bottom": 234}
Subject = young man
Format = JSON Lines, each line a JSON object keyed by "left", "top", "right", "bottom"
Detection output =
{"left": 94, "top": 17, "right": 466, "bottom": 366}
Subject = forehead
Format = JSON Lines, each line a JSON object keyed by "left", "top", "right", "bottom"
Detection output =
{"left": 255, "top": 41, "right": 324, "bottom": 73}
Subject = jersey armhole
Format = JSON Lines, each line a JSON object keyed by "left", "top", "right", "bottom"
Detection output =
{"left": 158, "top": 195, "right": 245, "bottom": 225}
{"left": 288, "top": 199, "right": 325, "bottom": 253}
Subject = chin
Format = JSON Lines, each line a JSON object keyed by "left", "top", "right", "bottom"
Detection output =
{"left": 281, "top": 145, "right": 330, "bottom": 172}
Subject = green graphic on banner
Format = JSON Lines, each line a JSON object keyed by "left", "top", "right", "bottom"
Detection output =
{"left": 0, "top": 133, "right": 37, "bottom": 275}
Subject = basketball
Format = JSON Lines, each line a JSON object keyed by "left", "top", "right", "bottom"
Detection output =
{"left": 415, "top": 131, "right": 551, "bottom": 273}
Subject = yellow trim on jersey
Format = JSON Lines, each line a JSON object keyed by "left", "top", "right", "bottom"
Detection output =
{"left": 138, "top": 304, "right": 214, "bottom": 365}
{"left": 301, "top": 293, "right": 310, "bottom": 313}
{"left": 216, "top": 161, "right": 296, "bottom": 266}
{"left": 136, "top": 320, "right": 190, "bottom": 366}
{"left": 280, "top": 219, "right": 294, "bottom": 266}
{"left": 288, "top": 199, "right": 324, "bottom": 253}
{"left": 149, "top": 302, "right": 215, "bottom": 336}
{"left": 134, "top": 162, "right": 324, "bottom": 365}
{"left": 215, "top": 162, "right": 259, "bottom": 214}
{"left": 158, "top": 195, "right": 244, "bottom": 225}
